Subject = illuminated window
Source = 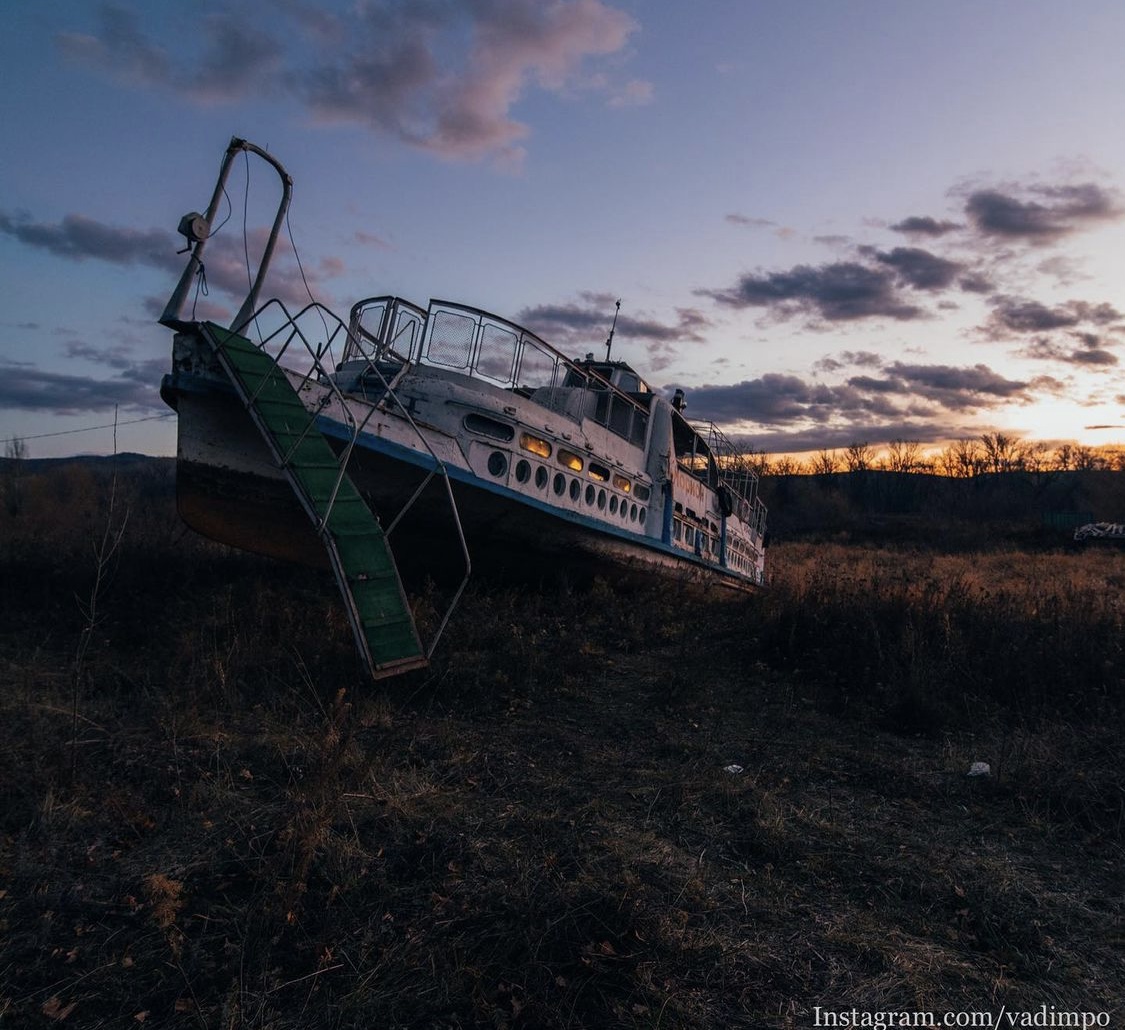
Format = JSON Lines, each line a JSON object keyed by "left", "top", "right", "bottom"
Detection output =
{"left": 588, "top": 462, "right": 610, "bottom": 482}
{"left": 612, "top": 473, "right": 631, "bottom": 493}
{"left": 557, "top": 449, "right": 583, "bottom": 472}
{"left": 520, "top": 433, "right": 552, "bottom": 459}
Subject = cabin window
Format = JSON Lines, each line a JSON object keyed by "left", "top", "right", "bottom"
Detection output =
{"left": 487, "top": 452, "right": 508, "bottom": 478}
{"left": 427, "top": 309, "right": 475, "bottom": 368}
{"left": 612, "top": 473, "right": 631, "bottom": 493}
{"left": 464, "top": 413, "right": 514, "bottom": 441}
{"left": 557, "top": 449, "right": 583, "bottom": 472}
{"left": 585, "top": 484, "right": 596, "bottom": 506}
{"left": 553, "top": 473, "right": 566, "bottom": 496}
{"left": 520, "top": 432, "right": 551, "bottom": 459}
{"left": 633, "top": 484, "right": 651, "bottom": 502}
{"left": 515, "top": 459, "right": 531, "bottom": 484}
{"left": 609, "top": 496, "right": 619, "bottom": 515}
{"left": 588, "top": 462, "right": 610, "bottom": 482}
{"left": 597, "top": 489, "right": 607, "bottom": 510}
{"left": 535, "top": 466, "right": 549, "bottom": 490}
{"left": 569, "top": 479, "right": 581, "bottom": 502}
{"left": 629, "top": 503, "right": 638, "bottom": 522}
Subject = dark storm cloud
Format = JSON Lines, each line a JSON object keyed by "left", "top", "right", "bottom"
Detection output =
{"left": 703, "top": 261, "right": 923, "bottom": 322}
{"left": 889, "top": 216, "right": 961, "bottom": 237}
{"left": 964, "top": 183, "right": 1120, "bottom": 241}
{"left": 58, "top": 1, "right": 645, "bottom": 165}
{"left": 0, "top": 363, "right": 164, "bottom": 414}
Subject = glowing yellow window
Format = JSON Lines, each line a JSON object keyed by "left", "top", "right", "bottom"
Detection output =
{"left": 588, "top": 462, "right": 610, "bottom": 482}
{"left": 557, "top": 449, "right": 583, "bottom": 472}
{"left": 519, "top": 432, "right": 551, "bottom": 459}
{"left": 612, "top": 473, "right": 631, "bottom": 493}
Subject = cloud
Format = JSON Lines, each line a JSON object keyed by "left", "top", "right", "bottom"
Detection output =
{"left": 0, "top": 211, "right": 340, "bottom": 312}
{"left": 702, "top": 261, "right": 924, "bottom": 323}
{"left": 868, "top": 246, "right": 963, "bottom": 291}
{"left": 813, "top": 350, "right": 884, "bottom": 373}
{"left": 964, "top": 183, "right": 1120, "bottom": 242}
{"left": 985, "top": 295, "right": 1123, "bottom": 337}
{"left": 517, "top": 294, "right": 711, "bottom": 371}
{"left": 58, "top": 1, "right": 646, "bottom": 165}
{"left": 57, "top": 7, "right": 283, "bottom": 104}
{"left": 889, "top": 216, "right": 961, "bottom": 237}
{"left": 670, "top": 362, "right": 1040, "bottom": 436}
{"left": 0, "top": 211, "right": 180, "bottom": 271}
{"left": 1020, "top": 333, "right": 1119, "bottom": 367}
{"left": 0, "top": 362, "right": 165, "bottom": 414}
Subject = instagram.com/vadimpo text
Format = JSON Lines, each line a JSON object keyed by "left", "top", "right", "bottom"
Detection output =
{"left": 812, "top": 1006, "right": 1112, "bottom": 1029}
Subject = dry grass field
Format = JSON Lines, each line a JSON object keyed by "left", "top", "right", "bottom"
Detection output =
{"left": 1, "top": 459, "right": 1122, "bottom": 1028}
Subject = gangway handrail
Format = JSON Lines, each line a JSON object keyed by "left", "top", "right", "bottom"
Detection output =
{"left": 230, "top": 297, "right": 472, "bottom": 660}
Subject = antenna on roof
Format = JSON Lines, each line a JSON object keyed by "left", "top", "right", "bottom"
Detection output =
{"left": 604, "top": 299, "right": 621, "bottom": 361}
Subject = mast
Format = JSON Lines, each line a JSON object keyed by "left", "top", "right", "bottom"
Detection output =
{"left": 604, "top": 299, "right": 621, "bottom": 361}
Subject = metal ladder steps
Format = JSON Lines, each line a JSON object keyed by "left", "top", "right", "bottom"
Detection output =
{"left": 202, "top": 322, "right": 427, "bottom": 677}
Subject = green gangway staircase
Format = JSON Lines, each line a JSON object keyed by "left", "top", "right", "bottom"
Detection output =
{"left": 201, "top": 323, "right": 428, "bottom": 679}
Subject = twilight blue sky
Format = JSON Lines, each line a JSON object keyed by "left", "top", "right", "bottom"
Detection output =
{"left": 2, "top": 0, "right": 1124, "bottom": 458}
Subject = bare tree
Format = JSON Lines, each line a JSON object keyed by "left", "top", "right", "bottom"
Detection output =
{"left": 938, "top": 438, "right": 983, "bottom": 478}
{"left": 844, "top": 440, "right": 873, "bottom": 472}
{"left": 885, "top": 438, "right": 922, "bottom": 473}
{"left": 980, "top": 432, "right": 1026, "bottom": 473}
{"left": 811, "top": 449, "right": 840, "bottom": 475}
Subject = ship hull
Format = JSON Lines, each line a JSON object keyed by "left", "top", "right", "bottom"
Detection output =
{"left": 166, "top": 377, "right": 758, "bottom": 595}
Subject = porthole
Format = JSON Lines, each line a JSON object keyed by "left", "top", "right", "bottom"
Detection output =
{"left": 585, "top": 484, "right": 595, "bottom": 506}
{"left": 487, "top": 451, "right": 508, "bottom": 477}
{"left": 639, "top": 508, "right": 646, "bottom": 525}
{"left": 536, "top": 466, "right": 549, "bottom": 490}
{"left": 629, "top": 503, "right": 638, "bottom": 522}
{"left": 515, "top": 459, "right": 531, "bottom": 484}
{"left": 609, "top": 496, "right": 618, "bottom": 514}
{"left": 569, "top": 479, "right": 581, "bottom": 501}
{"left": 597, "top": 489, "right": 606, "bottom": 510}
{"left": 553, "top": 472, "right": 566, "bottom": 496}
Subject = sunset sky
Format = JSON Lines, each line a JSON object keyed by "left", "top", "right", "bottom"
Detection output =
{"left": 3, "top": 1, "right": 1125, "bottom": 459}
